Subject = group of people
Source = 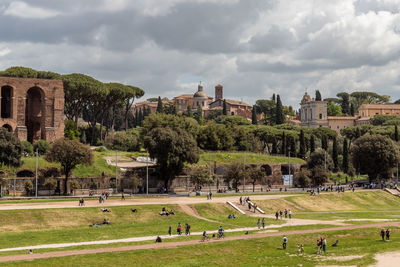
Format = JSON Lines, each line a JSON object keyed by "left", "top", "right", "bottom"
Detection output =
{"left": 380, "top": 229, "right": 390, "bottom": 241}
{"left": 317, "top": 237, "right": 327, "bottom": 254}
{"left": 239, "top": 196, "right": 259, "bottom": 213}
{"left": 160, "top": 207, "right": 175, "bottom": 216}
{"left": 98, "top": 192, "right": 110, "bottom": 203}
{"left": 78, "top": 198, "right": 85, "bottom": 206}
{"left": 169, "top": 223, "right": 191, "bottom": 236}
{"left": 217, "top": 188, "right": 227, "bottom": 193}
{"left": 257, "top": 218, "right": 266, "bottom": 229}
{"left": 275, "top": 209, "right": 292, "bottom": 220}
{"left": 206, "top": 192, "right": 213, "bottom": 200}
{"left": 227, "top": 214, "right": 236, "bottom": 219}
{"left": 201, "top": 226, "right": 225, "bottom": 241}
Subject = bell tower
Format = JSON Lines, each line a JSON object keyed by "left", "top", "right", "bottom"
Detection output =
{"left": 215, "top": 84, "right": 223, "bottom": 100}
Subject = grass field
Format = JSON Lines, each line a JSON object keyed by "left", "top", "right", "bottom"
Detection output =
{"left": 197, "top": 152, "right": 306, "bottom": 165}
{"left": 2, "top": 227, "right": 399, "bottom": 266}
{"left": 0, "top": 191, "right": 399, "bottom": 266}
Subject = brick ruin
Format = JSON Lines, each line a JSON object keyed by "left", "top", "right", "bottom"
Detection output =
{"left": 0, "top": 77, "right": 64, "bottom": 142}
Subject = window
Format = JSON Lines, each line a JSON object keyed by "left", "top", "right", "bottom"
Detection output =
{"left": 202, "top": 101, "right": 204, "bottom": 106}
{"left": 337, "top": 126, "right": 339, "bottom": 129}
{"left": 319, "top": 113, "right": 322, "bottom": 119}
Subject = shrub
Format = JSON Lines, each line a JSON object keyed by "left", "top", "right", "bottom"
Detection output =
{"left": 70, "top": 180, "right": 81, "bottom": 190}
{"left": 33, "top": 140, "right": 50, "bottom": 155}
{"left": 43, "top": 178, "right": 57, "bottom": 190}
{"left": 21, "top": 141, "right": 33, "bottom": 156}
{"left": 24, "top": 180, "right": 33, "bottom": 195}
{"left": 105, "top": 131, "right": 140, "bottom": 151}
{"left": 95, "top": 146, "right": 107, "bottom": 152}
{"left": 64, "top": 120, "right": 80, "bottom": 140}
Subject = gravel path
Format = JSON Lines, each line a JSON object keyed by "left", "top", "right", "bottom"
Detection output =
{"left": 1, "top": 222, "right": 399, "bottom": 263}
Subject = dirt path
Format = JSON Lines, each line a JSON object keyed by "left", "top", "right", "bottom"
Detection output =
{"left": 1, "top": 222, "right": 399, "bottom": 263}
{"left": 0, "top": 194, "right": 294, "bottom": 211}
{"left": 179, "top": 204, "right": 220, "bottom": 223}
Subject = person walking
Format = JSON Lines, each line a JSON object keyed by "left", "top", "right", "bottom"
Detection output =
{"left": 206, "top": 192, "right": 209, "bottom": 200}
{"left": 210, "top": 192, "right": 212, "bottom": 200}
{"left": 257, "top": 219, "right": 261, "bottom": 229}
{"left": 282, "top": 235, "right": 287, "bottom": 250}
{"left": 317, "top": 238, "right": 322, "bottom": 255}
{"left": 177, "top": 223, "right": 182, "bottom": 235}
{"left": 386, "top": 229, "right": 390, "bottom": 240}
{"left": 284, "top": 209, "right": 288, "bottom": 218}
{"left": 239, "top": 196, "right": 242, "bottom": 205}
{"left": 289, "top": 209, "right": 292, "bottom": 219}
{"left": 121, "top": 193, "right": 125, "bottom": 200}
{"left": 275, "top": 211, "right": 279, "bottom": 220}
{"left": 381, "top": 229, "right": 385, "bottom": 241}
{"left": 248, "top": 202, "right": 252, "bottom": 210}
{"left": 322, "top": 237, "right": 326, "bottom": 253}
{"left": 187, "top": 224, "right": 191, "bottom": 235}
{"left": 254, "top": 204, "right": 257, "bottom": 213}
{"left": 262, "top": 218, "right": 265, "bottom": 229}
{"left": 279, "top": 210, "right": 283, "bottom": 220}
{"left": 168, "top": 225, "right": 172, "bottom": 236}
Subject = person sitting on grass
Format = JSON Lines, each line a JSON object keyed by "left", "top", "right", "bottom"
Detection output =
{"left": 101, "top": 208, "right": 110, "bottom": 212}
{"left": 169, "top": 210, "right": 175, "bottom": 215}
{"left": 155, "top": 236, "right": 162, "bottom": 243}
{"left": 218, "top": 226, "right": 224, "bottom": 238}
{"left": 297, "top": 244, "right": 304, "bottom": 255}
{"left": 103, "top": 219, "right": 111, "bottom": 225}
{"left": 131, "top": 208, "right": 137, "bottom": 213}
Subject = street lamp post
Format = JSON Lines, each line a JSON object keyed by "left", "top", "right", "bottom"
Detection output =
{"left": 35, "top": 149, "right": 38, "bottom": 198}
{"left": 209, "top": 152, "right": 212, "bottom": 193}
{"left": 115, "top": 150, "right": 118, "bottom": 193}
{"left": 146, "top": 151, "right": 149, "bottom": 195}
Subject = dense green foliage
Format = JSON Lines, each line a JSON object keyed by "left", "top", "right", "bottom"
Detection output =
{"left": 0, "top": 128, "right": 22, "bottom": 168}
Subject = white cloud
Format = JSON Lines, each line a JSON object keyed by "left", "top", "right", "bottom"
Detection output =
{"left": 3, "top": 1, "right": 59, "bottom": 19}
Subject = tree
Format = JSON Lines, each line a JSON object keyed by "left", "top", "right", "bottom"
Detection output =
{"left": 296, "top": 169, "right": 311, "bottom": 188}
{"left": 315, "top": 90, "right": 322, "bottom": 101}
{"left": 254, "top": 99, "right": 276, "bottom": 123}
{"left": 0, "top": 128, "right": 22, "bottom": 168}
{"left": 321, "top": 135, "right": 328, "bottom": 150}
{"left": 350, "top": 103, "right": 355, "bottom": 116}
{"left": 308, "top": 149, "right": 333, "bottom": 171}
{"left": 289, "top": 136, "right": 296, "bottom": 157}
{"left": 188, "top": 165, "right": 212, "bottom": 191}
{"left": 396, "top": 125, "right": 399, "bottom": 142}
{"left": 275, "top": 95, "right": 284, "bottom": 125}
{"left": 247, "top": 167, "right": 265, "bottom": 192}
{"left": 195, "top": 105, "right": 203, "bottom": 124}
{"left": 311, "top": 166, "right": 329, "bottom": 186}
{"left": 281, "top": 132, "right": 286, "bottom": 155}
{"left": 310, "top": 135, "right": 315, "bottom": 153}
{"left": 332, "top": 136, "right": 338, "bottom": 171}
{"left": 45, "top": 138, "right": 93, "bottom": 195}
{"left": 223, "top": 162, "right": 245, "bottom": 191}
{"left": 342, "top": 138, "right": 349, "bottom": 174}
{"left": 24, "top": 180, "right": 33, "bottom": 196}
{"left": 272, "top": 138, "right": 278, "bottom": 154}
{"left": 251, "top": 106, "right": 257, "bottom": 125}
{"left": 186, "top": 105, "right": 193, "bottom": 118}
{"left": 105, "top": 131, "right": 140, "bottom": 151}
{"left": 164, "top": 103, "right": 177, "bottom": 115}
{"left": 144, "top": 127, "right": 199, "bottom": 191}
{"left": 156, "top": 96, "right": 163, "bottom": 113}
{"left": 298, "top": 129, "right": 306, "bottom": 159}
{"left": 21, "top": 141, "right": 33, "bottom": 156}
{"left": 351, "top": 135, "right": 399, "bottom": 181}
{"left": 43, "top": 178, "right": 57, "bottom": 196}
{"left": 33, "top": 140, "right": 50, "bottom": 155}
{"left": 222, "top": 99, "right": 227, "bottom": 115}
{"left": 337, "top": 92, "right": 350, "bottom": 115}
{"left": 327, "top": 102, "right": 342, "bottom": 116}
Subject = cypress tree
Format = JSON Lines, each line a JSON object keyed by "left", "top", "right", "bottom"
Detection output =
{"left": 251, "top": 106, "right": 257, "bottom": 125}
{"left": 290, "top": 137, "right": 296, "bottom": 157}
{"left": 342, "top": 138, "right": 349, "bottom": 174}
{"left": 321, "top": 135, "right": 328, "bottom": 150}
{"left": 395, "top": 125, "right": 399, "bottom": 142}
{"left": 356, "top": 127, "right": 361, "bottom": 139}
{"left": 222, "top": 99, "right": 227, "bottom": 115}
{"left": 272, "top": 138, "right": 277, "bottom": 154}
{"left": 138, "top": 109, "right": 144, "bottom": 127}
{"left": 286, "top": 136, "right": 290, "bottom": 156}
{"left": 332, "top": 136, "right": 338, "bottom": 171}
{"left": 315, "top": 90, "right": 322, "bottom": 101}
{"left": 341, "top": 94, "right": 350, "bottom": 115}
{"left": 272, "top": 94, "right": 276, "bottom": 102}
{"left": 156, "top": 96, "right": 163, "bottom": 113}
{"left": 299, "top": 129, "right": 306, "bottom": 159}
{"left": 187, "top": 105, "right": 193, "bottom": 118}
{"left": 195, "top": 105, "right": 203, "bottom": 124}
{"left": 281, "top": 132, "right": 286, "bottom": 155}
{"left": 275, "top": 95, "right": 284, "bottom": 125}
{"left": 134, "top": 109, "right": 139, "bottom": 128}
{"left": 350, "top": 103, "right": 355, "bottom": 116}
{"left": 310, "top": 135, "right": 315, "bottom": 153}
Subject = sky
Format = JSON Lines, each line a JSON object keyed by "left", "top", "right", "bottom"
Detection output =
{"left": 1, "top": 0, "right": 400, "bottom": 108}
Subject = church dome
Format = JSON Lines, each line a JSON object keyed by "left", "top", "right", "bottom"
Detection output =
{"left": 194, "top": 84, "right": 208, "bottom": 98}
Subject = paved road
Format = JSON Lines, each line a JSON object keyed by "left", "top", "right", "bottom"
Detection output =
{"left": 1, "top": 222, "right": 398, "bottom": 263}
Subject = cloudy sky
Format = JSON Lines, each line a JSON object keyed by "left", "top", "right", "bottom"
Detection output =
{"left": 1, "top": 0, "right": 400, "bottom": 108}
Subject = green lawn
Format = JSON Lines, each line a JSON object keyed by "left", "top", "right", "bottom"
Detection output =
{"left": 197, "top": 152, "right": 306, "bottom": 165}
{"left": 3, "top": 227, "right": 399, "bottom": 266}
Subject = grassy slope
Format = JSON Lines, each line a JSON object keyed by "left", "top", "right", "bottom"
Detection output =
{"left": 197, "top": 152, "right": 306, "bottom": 165}
{"left": 4, "top": 227, "right": 400, "bottom": 267}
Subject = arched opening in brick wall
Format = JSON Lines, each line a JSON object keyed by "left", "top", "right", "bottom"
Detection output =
{"left": 2, "top": 124, "right": 12, "bottom": 132}
{"left": 281, "top": 165, "right": 290, "bottom": 175}
{"left": 25, "top": 87, "right": 46, "bottom": 143}
{"left": 261, "top": 164, "right": 272, "bottom": 176}
{"left": 1, "top": 86, "right": 13, "bottom": 118}
{"left": 17, "top": 170, "right": 35, "bottom": 177}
